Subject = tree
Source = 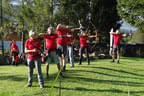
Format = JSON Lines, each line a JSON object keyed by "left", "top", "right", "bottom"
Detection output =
{"left": 117, "top": 0, "right": 144, "bottom": 28}
{"left": 12, "top": 0, "right": 53, "bottom": 53}
{"left": 0, "top": 0, "right": 14, "bottom": 56}
{"left": 90, "top": 0, "right": 121, "bottom": 42}
{"left": 117, "top": 0, "right": 144, "bottom": 43}
{"left": 16, "top": 0, "right": 52, "bottom": 32}
{"left": 54, "top": 0, "right": 89, "bottom": 27}
{"left": 54, "top": 0, "right": 120, "bottom": 42}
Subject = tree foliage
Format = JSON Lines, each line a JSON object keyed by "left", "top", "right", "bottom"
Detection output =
{"left": 90, "top": 0, "right": 121, "bottom": 41}
{"left": 15, "top": 0, "right": 52, "bottom": 33}
{"left": 1, "top": 0, "right": 120, "bottom": 41}
{"left": 117, "top": 0, "right": 144, "bottom": 29}
{"left": 55, "top": 0, "right": 120, "bottom": 42}
{"left": 117, "top": 0, "right": 144, "bottom": 43}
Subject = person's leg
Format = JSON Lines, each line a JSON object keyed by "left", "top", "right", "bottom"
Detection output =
{"left": 69, "top": 46, "right": 74, "bottom": 67}
{"left": 62, "top": 46, "right": 67, "bottom": 71}
{"left": 79, "top": 47, "right": 84, "bottom": 65}
{"left": 11, "top": 55, "right": 15, "bottom": 65}
{"left": 11, "top": 52, "right": 15, "bottom": 66}
{"left": 85, "top": 47, "right": 90, "bottom": 65}
{"left": 112, "top": 51, "right": 115, "bottom": 62}
{"left": 14, "top": 52, "right": 19, "bottom": 66}
{"left": 52, "top": 52, "right": 60, "bottom": 71}
{"left": 46, "top": 64, "right": 49, "bottom": 78}
{"left": 57, "top": 45, "right": 64, "bottom": 70}
{"left": 112, "top": 46, "right": 116, "bottom": 62}
{"left": 45, "top": 54, "right": 51, "bottom": 78}
{"left": 62, "top": 55, "right": 66, "bottom": 71}
{"left": 65, "top": 46, "right": 69, "bottom": 63}
{"left": 27, "top": 59, "right": 34, "bottom": 87}
{"left": 51, "top": 51, "right": 64, "bottom": 77}
{"left": 34, "top": 59, "right": 44, "bottom": 88}
{"left": 59, "top": 56, "right": 63, "bottom": 67}
{"left": 117, "top": 46, "right": 120, "bottom": 63}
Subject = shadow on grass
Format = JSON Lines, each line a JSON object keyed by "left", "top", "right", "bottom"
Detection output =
{"left": 121, "top": 57, "right": 143, "bottom": 61}
{"left": 80, "top": 66, "right": 144, "bottom": 77}
{"left": 65, "top": 75, "right": 144, "bottom": 87}
{"left": 68, "top": 69, "right": 144, "bottom": 80}
{"left": 0, "top": 75, "right": 26, "bottom": 81}
{"left": 54, "top": 86, "right": 144, "bottom": 94}
{"left": 62, "top": 69, "right": 144, "bottom": 87}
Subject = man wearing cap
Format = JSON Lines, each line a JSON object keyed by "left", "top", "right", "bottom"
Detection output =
{"left": 25, "top": 30, "right": 44, "bottom": 88}
{"left": 39, "top": 27, "right": 64, "bottom": 78}
{"left": 110, "top": 29, "right": 132, "bottom": 64}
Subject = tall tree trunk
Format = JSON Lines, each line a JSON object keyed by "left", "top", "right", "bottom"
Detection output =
{"left": 1, "top": 0, "right": 4, "bottom": 56}
{"left": 21, "top": 31, "right": 25, "bottom": 53}
{"left": 21, "top": 0, "right": 25, "bottom": 54}
{"left": 1, "top": 40, "right": 4, "bottom": 56}
{"left": 50, "top": 0, "right": 53, "bottom": 26}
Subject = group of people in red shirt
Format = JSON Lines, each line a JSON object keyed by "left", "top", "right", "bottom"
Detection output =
{"left": 23, "top": 23, "right": 98, "bottom": 88}
{"left": 10, "top": 23, "right": 132, "bottom": 88}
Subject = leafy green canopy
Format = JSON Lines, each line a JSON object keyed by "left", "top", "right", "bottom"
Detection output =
{"left": 54, "top": 0, "right": 89, "bottom": 27}
{"left": 90, "top": 0, "right": 120, "bottom": 42}
{"left": 117, "top": 0, "right": 144, "bottom": 29}
{"left": 16, "top": 0, "right": 52, "bottom": 32}
{"left": 55, "top": 0, "right": 120, "bottom": 42}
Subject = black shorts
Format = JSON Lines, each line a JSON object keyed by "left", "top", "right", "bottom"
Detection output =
{"left": 57, "top": 45, "right": 67, "bottom": 57}
{"left": 113, "top": 45, "right": 120, "bottom": 53}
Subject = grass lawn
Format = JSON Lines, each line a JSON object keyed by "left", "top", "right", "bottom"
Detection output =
{"left": 0, "top": 57, "right": 144, "bottom": 96}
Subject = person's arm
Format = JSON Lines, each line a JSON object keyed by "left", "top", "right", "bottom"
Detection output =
{"left": 58, "top": 34, "right": 72, "bottom": 38}
{"left": 71, "top": 28, "right": 80, "bottom": 32}
{"left": 122, "top": 31, "right": 133, "bottom": 39}
{"left": 88, "top": 32, "right": 98, "bottom": 39}
{"left": 110, "top": 32, "right": 116, "bottom": 35}
{"left": 25, "top": 48, "right": 36, "bottom": 54}
{"left": 122, "top": 33, "right": 127, "bottom": 37}
{"left": 39, "top": 33, "right": 46, "bottom": 36}
{"left": 88, "top": 35, "right": 97, "bottom": 38}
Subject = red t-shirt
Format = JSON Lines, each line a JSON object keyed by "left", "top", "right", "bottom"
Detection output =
{"left": 42, "top": 33, "right": 58, "bottom": 52}
{"left": 25, "top": 39, "right": 41, "bottom": 60}
{"left": 79, "top": 35, "right": 88, "bottom": 47}
{"left": 113, "top": 34, "right": 123, "bottom": 46}
{"left": 67, "top": 34, "right": 75, "bottom": 46}
{"left": 11, "top": 43, "right": 19, "bottom": 52}
{"left": 56, "top": 28, "right": 70, "bottom": 46}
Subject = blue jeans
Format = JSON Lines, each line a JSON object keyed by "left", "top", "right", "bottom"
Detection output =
{"left": 67, "top": 46, "right": 74, "bottom": 67}
{"left": 27, "top": 59, "right": 44, "bottom": 86}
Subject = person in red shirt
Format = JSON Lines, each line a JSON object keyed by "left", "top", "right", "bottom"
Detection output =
{"left": 110, "top": 29, "right": 132, "bottom": 63}
{"left": 56, "top": 23, "right": 79, "bottom": 71}
{"left": 66, "top": 33, "right": 75, "bottom": 67}
{"left": 39, "top": 27, "right": 64, "bottom": 78}
{"left": 78, "top": 30, "right": 97, "bottom": 65}
{"left": 10, "top": 40, "right": 19, "bottom": 66}
{"left": 25, "top": 30, "right": 44, "bottom": 88}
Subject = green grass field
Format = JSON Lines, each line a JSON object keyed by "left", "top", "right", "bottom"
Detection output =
{"left": 1, "top": 57, "right": 144, "bottom": 96}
